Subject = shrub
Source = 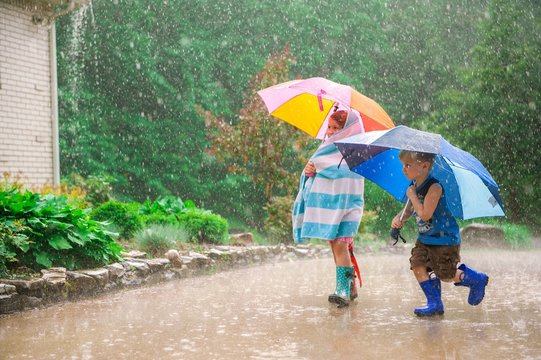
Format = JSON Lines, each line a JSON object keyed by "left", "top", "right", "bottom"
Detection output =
{"left": 140, "top": 213, "right": 179, "bottom": 226}
{"left": 91, "top": 201, "right": 143, "bottom": 240}
{"left": 177, "top": 209, "right": 228, "bottom": 244}
{"left": 0, "top": 220, "right": 30, "bottom": 277}
{"left": 139, "top": 196, "right": 195, "bottom": 216}
{"left": 0, "top": 187, "right": 123, "bottom": 271}
{"left": 134, "top": 224, "right": 190, "bottom": 257}
{"left": 502, "top": 223, "right": 532, "bottom": 248}
{"left": 263, "top": 196, "right": 294, "bottom": 243}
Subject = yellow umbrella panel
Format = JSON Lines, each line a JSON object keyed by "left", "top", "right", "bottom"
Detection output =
{"left": 270, "top": 93, "right": 336, "bottom": 138}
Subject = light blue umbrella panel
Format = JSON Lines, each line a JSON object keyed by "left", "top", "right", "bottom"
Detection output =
{"left": 335, "top": 126, "right": 505, "bottom": 220}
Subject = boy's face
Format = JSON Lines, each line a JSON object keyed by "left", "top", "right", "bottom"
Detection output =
{"left": 400, "top": 156, "right": 430, "bottom": 181}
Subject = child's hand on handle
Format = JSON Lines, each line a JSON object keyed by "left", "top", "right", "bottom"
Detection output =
{"left": 391, "top": 215, "right": 404, "bottom": 230}
{"left": 304, "top": 161, "right": 316, "bottom": 176}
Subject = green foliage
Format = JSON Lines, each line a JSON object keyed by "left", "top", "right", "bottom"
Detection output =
{"left": 434, "top": 0, "right": 541, "bottom": 226}
{"left": 263, "top": 196, "right": 294, "bottom": 244}
{"left": 137, "top": 196, "right": 228, "bottom": 244}
{"left": 139, "top": 196, "right": 195, "bottom": 216}
{"left": 54, "top": 0, "right": 538, "bottom": 231}
{"left": 177, "top": 209, "right": 229, "bottom": 244}
{"left": 62, "top": 173, "right": 115, "bottom": 206}
{"left": 140, "top": 213, "right": 179, "bottom": 226}
{"left": 0, "top": 220, "right": 30, "bottom": 277}
{"left": 0, "top": 188, "right": 123, "bottom": 272}
{"left": 134, "top": 224, "right": 190, "bottom": 257}
{"left": 91, "top": 201, "right": 143, "bottom": 240}
{"left": 502, "top": 223, "right": 533, "bottom": 248}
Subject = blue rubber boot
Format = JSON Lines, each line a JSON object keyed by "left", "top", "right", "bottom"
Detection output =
{"left": 414, "top": 278, "right": 445, "bottom": 316}
{"left": 328, "top": 266, "right": 354, "bottom": 308}
{"left": 454, "top": 264, "right": 489, "bottom": 305}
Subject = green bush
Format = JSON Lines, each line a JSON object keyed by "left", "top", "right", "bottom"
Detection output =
{"left": 502, "top": 223, "right": 532, "bottom": 248}
{"left": 0, "top": 187, "right": 123, "bottom": 272}
{"left": 263, "top": 196, "right": 294, "bottom": 243}
{"left": 0, "top": 220, "right": 30, "bottom": 277}
{"left": 91, "top": 201, "right": 142, "bottom": 240}
{"left": 177, "top": 209, "right": 228, "bottom": 244}
{"left": 139, "top": 196, "right": 195, "bottom": 216}
{"left": 134, "top": 224, "right": 190, "bottom": 257}
{"left": 140, "top": 213, "right": 179, "bottom": 226}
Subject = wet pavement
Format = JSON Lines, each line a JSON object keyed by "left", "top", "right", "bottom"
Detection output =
{"left": 1, "top": 248, "right": 540, "bottom": 359}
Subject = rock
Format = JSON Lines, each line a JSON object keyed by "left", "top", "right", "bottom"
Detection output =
{"left": 123, "top": 261, "right": 150, "bottom": 276}
{"left": 208, "top": 248, "right": 229, "bottom": 260}
{"left": 106, "top": 263, "right": 126, "bottom": 280}
{"left": 66, "top": 271, "right": 98, "bottom": 295}
{"left": 461, "top": 223, "right": 506, "bottom": 247}
{"left": 0, "top": 284, "right": 17, "bottom": 295}
{"left": 0, "top": 293, "right": 23, "bottom": 313}
{"left": 81, "top": 268, "right": 110, "bottom": 287}
{"left": 165, "top": 249, "right": 183, "bottom": 267}
{"left": 121, "top": 250, "right": 147, "bottom": 259}
{"left": 230, "top": 232, "right": 254, "bottom": 246}
{"left": 294, "top": 248, "right": 310, "bottom": 257}
{"left": 41, "top": 267, "right": 66, "bottom": 284}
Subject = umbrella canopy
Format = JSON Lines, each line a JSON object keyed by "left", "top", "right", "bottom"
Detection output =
{"left": 257, "top": 77, "right": 395, "bottom": 139}
{"left": 335, "top": 125, "right": 505, "bottom": 220}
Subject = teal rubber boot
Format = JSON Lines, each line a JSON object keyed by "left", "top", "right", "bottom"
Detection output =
{"left": 328, "top": 266, "right": 354, "bottom": 308}
{"left": 454, "top": 264, "right": 489, "bottom": 305}
{"left": 414, "top": 278, "right": 445, "bottom": 316}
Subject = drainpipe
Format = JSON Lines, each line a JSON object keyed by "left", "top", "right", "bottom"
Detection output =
{"left": 49, "top": 21, "right": 60, "bottom": 186}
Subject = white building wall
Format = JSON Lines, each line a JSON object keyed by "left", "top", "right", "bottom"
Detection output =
{"left": 0, "top": 1, "right": 55, "bottom": 188}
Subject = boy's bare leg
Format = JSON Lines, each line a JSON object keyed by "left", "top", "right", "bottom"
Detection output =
{"left": 412, "top": 265, "right": 430, "bottom": 282}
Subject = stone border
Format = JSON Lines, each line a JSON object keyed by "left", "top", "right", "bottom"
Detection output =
{"left": 0, "top": 244, "right": 331, "bottom": 315}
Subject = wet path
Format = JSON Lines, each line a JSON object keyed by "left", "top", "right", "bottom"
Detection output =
{"left": 1, "top": 249, "right": 540, "bottom": 359}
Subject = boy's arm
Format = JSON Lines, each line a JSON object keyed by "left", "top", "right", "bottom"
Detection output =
{"left": 406, "top": 183, "right": 442, "bottom": 221}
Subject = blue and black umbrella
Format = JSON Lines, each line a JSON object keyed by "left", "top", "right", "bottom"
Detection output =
{"left": 335, "top": 125, "right": 505, "bottom": 220}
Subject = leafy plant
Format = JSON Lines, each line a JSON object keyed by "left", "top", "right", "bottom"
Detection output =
{"left": 91, "top": 201, "right": 143, "bottom": 240}
{"left": 0, "top": 188, "right": 123, "bottom": 272}
{"left": 0, "top": 220, "right": 30, "bottom": 277}
{"left": 177, "top": 209, "right": 229, "bottom": 244}
{"left": 502, "top": 223, "right": 532, "bottom": 248}
{"left": 139, "top": 196, "right": 195, "bottom": 216}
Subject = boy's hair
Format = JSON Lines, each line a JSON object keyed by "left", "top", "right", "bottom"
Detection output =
{"left": 330, "top": 110, "right": 348, "bottom": 128}
{"left": 399, "top": 150, "right": 436, "bottom": 167}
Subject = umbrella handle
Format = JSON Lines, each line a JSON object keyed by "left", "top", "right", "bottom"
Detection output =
{"left": 399, "top": 199, "right": 410, "bottom": 222}
{"left": 399, "top": 180, "right": 416, "bottom": 222}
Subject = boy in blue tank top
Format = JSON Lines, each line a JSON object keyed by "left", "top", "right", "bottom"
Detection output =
{"left": 391, "top": 150, "right": 489, "bottom": 316}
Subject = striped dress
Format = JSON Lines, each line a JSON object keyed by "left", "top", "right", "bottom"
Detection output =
{"left": 292, "top": 111, "right": 365, "bottom": 243}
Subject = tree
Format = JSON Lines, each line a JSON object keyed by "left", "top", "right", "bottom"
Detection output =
{"left": 435, "top": 0, "right": 541, "bottom": 225}
{"left": 200, "top": 48, "right": 311, "bottom": 202}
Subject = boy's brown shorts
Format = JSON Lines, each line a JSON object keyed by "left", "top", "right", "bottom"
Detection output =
{"left": 409, "top": 241, "right": 461, "bottom": 280}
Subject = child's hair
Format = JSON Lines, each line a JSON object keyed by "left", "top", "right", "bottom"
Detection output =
{"left": 399, "top": 150, "right": 436, "bottom": 167}
{"left": 330, "top": 110, "right": 348, "bottom": 129}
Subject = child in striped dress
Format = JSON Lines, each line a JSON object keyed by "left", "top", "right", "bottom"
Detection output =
{"left": 293, "top": 109, "right": 365, "bottom": 308}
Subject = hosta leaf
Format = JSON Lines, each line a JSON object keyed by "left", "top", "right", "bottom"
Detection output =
{"left": 48, "top": 234, "right": 73, "bottom": 250}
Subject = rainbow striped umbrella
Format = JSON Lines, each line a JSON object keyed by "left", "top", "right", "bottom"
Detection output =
{"left": 257, "top": 77, "right": 394, "bottom": 138}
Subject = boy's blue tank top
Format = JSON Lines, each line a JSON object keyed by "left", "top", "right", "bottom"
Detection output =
{"left": 413, "top": 177, "right": 461, "bottom": 246}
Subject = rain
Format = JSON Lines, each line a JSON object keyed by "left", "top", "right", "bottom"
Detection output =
{"left": 1, "top": 0, "right": 540, "bottom": 358}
